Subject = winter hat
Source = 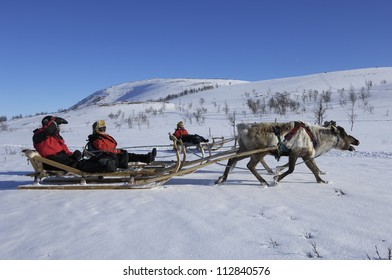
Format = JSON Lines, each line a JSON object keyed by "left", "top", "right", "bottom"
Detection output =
{"left": 41, "top": 115, "right": 68, "bottom": 126}
{"left": 41, "top": 115, "right": 53, "bottom": 126}
{"left": 93, "top": 120, "right": 106, "bottom": 133}
{"left": 177, "top": 121, "right": 185, "bottom": 128}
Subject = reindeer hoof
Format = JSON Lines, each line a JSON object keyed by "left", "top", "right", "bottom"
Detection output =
{"left": 215, "top": 177, "right": 225, "bottom": 185}
{"left": 317, "top": 179, "right": 328, "bottom": 184}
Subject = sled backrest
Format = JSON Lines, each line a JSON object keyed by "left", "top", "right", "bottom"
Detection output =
{"left": 83, "top": 142, "right": 97, "bottom": 158}
{"left": 22, "top": 149, "right": 45, "bottom": 174}
{"left": 22, "top": 149, "right": 84, "bottom": 178}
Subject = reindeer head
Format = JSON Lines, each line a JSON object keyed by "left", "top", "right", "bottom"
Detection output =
{"left": 330, "top": 124, "right": 360, "bottom": 151}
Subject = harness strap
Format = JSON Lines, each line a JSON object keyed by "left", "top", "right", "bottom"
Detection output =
{"left": 273, "top": 126, "right": 291, "bottom": 161}
{"left": 273, "top": 122, "right": 318, "bottom": 160}
{"left": 285, "top": 122, "right": 318, "bottom": 147}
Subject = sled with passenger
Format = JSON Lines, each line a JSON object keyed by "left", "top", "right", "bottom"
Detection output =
{"left": 171, "top": 134, "right": 235, "bottom": 158}
{"left": 18, "top": 135, "right": 185, "bottom": 189}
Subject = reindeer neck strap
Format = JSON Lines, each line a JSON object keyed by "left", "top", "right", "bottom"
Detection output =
{"left": 285, "top": 122, "right": 318, "bottom": 148}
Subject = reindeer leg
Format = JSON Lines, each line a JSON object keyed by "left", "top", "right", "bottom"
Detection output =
{"left": 260, "top": 156, "right": 274, "bottom": 175}
{"left": 247, "top": 154, "right": 269, "bottom": 186}
{"left": 304, "top": 157, "right": 326, "bottom": 183}
{"left": 274, "top": 154, "right": 298, "bottom": 182}
{"left": 314, "top": 164, "right": 326, "bottom": 175}
{"left": 216, "top": 145, "right": 253, "bottom": 184}
{"left": 215, "top": 156, "right": 242, "bottom": 184}
{"left": 275, "top": 162, "right": 289, "bottom": 174}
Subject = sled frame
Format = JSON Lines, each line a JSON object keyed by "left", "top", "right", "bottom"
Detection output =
{"left": 19, "top": 136, "right": 184, "bottom": 189}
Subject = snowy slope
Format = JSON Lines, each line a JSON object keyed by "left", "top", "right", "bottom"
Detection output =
{"left": 0, "top": 67, "right": 391, "bottom": 260}
{"left": 69, "top": 78, "right": 248, "bottom": 110}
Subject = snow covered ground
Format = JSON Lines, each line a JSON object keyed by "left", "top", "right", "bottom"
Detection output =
{"left": 1, "top": 67, "right": 391, "bottom": 260}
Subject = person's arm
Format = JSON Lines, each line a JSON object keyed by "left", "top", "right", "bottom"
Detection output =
{"left": 32, "top": 120, "right": 58, "bottom": 144}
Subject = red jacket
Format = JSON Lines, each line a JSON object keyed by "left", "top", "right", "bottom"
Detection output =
{"left": 89, "top": 133, "right": 121, "bottom": 154}
{"left": 173, "top": 128, "right": 189, "bottom": 139}
{"left": 33, "top": 120, "right": 72, "bottom": 157}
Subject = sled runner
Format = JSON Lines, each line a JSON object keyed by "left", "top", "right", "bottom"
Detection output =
{"left": 18, "top": 136, "right": 184, "bottom": 190}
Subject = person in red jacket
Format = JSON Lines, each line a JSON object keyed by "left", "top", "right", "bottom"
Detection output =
{"left": 87, "top": 120, "right": 157, "bottom": 168}
{"left": 173, "top": 121, "right": 209, "bottom": 145}
{"left": 33, "top": 116, "right": 116, "bottom": 172}
{"left": 33, "top": 116, "right": 82, "bottom": 169}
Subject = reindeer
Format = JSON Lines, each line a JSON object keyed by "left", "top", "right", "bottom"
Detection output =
{"left": 215, "top": 121, "right": 360, "bottom": 186}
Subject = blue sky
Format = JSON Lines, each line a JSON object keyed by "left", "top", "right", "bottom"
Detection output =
{"left": 1, "top": 0, "right": 391, "bottom": 118}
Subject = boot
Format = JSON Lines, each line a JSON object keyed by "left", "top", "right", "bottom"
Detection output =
{"left": 128, "top": 153, "right": 150, "bottom": 163}
{"left": 128, "top": 148, "right": 157, "bottom": 164}
{"left": 150, "top": 148, "right": 157, "bottom": 162}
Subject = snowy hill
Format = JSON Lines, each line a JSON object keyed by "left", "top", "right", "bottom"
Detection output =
{"left": 68, "top": 67, "right": 392, "bottom": 111}
{"left": 1, "top": 67, "right": 392, "bottom": 260}
{"left": 69, "top": 78, "right": 248, "bottom": 110}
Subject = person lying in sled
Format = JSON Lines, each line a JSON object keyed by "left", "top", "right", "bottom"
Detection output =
{"left": 32, "top": 116, "right": 116, "bottom": 172}
{"left": 87, "top": 120, "right": 157, "bottom": 169}
{"left": 173, "top": 121, "right": 209, "bottom": 145}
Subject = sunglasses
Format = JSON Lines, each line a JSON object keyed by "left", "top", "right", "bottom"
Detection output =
{"left": 98, "top": 127, "right": 106, "bottom": 132}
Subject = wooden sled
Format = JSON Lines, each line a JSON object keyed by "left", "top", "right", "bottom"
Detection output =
{"left": 18, "top": 136, "right": 184, "bottom": 190}
{"left": 169, "top": 134, "right": 236, "bottom": 159}
{"left": 208, "top": 136, "right": 237, "bottom": 151}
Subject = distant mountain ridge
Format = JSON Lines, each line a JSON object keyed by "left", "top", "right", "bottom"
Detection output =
{"left": 69, "top": 68, "right": 392, "bottom": 112}
{"left": 69, "top": 78, "right": 248, "bottom": 110}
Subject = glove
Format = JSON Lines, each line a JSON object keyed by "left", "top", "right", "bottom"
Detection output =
{"left": 53, "top": 117, "right": 68, "bottom": 125}
{"left": 72, "top": 150, "right": 82, "bottom": 160}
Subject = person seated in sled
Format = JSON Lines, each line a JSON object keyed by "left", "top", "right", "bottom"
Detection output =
{"left": 87, "top": 120, "right": 157, "bottom": 169}
{"left": 173, "top": 121, "right": 209, "bottom": 145}
{"left": 33, "top": 116, "right": 116, "bottom": 172}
